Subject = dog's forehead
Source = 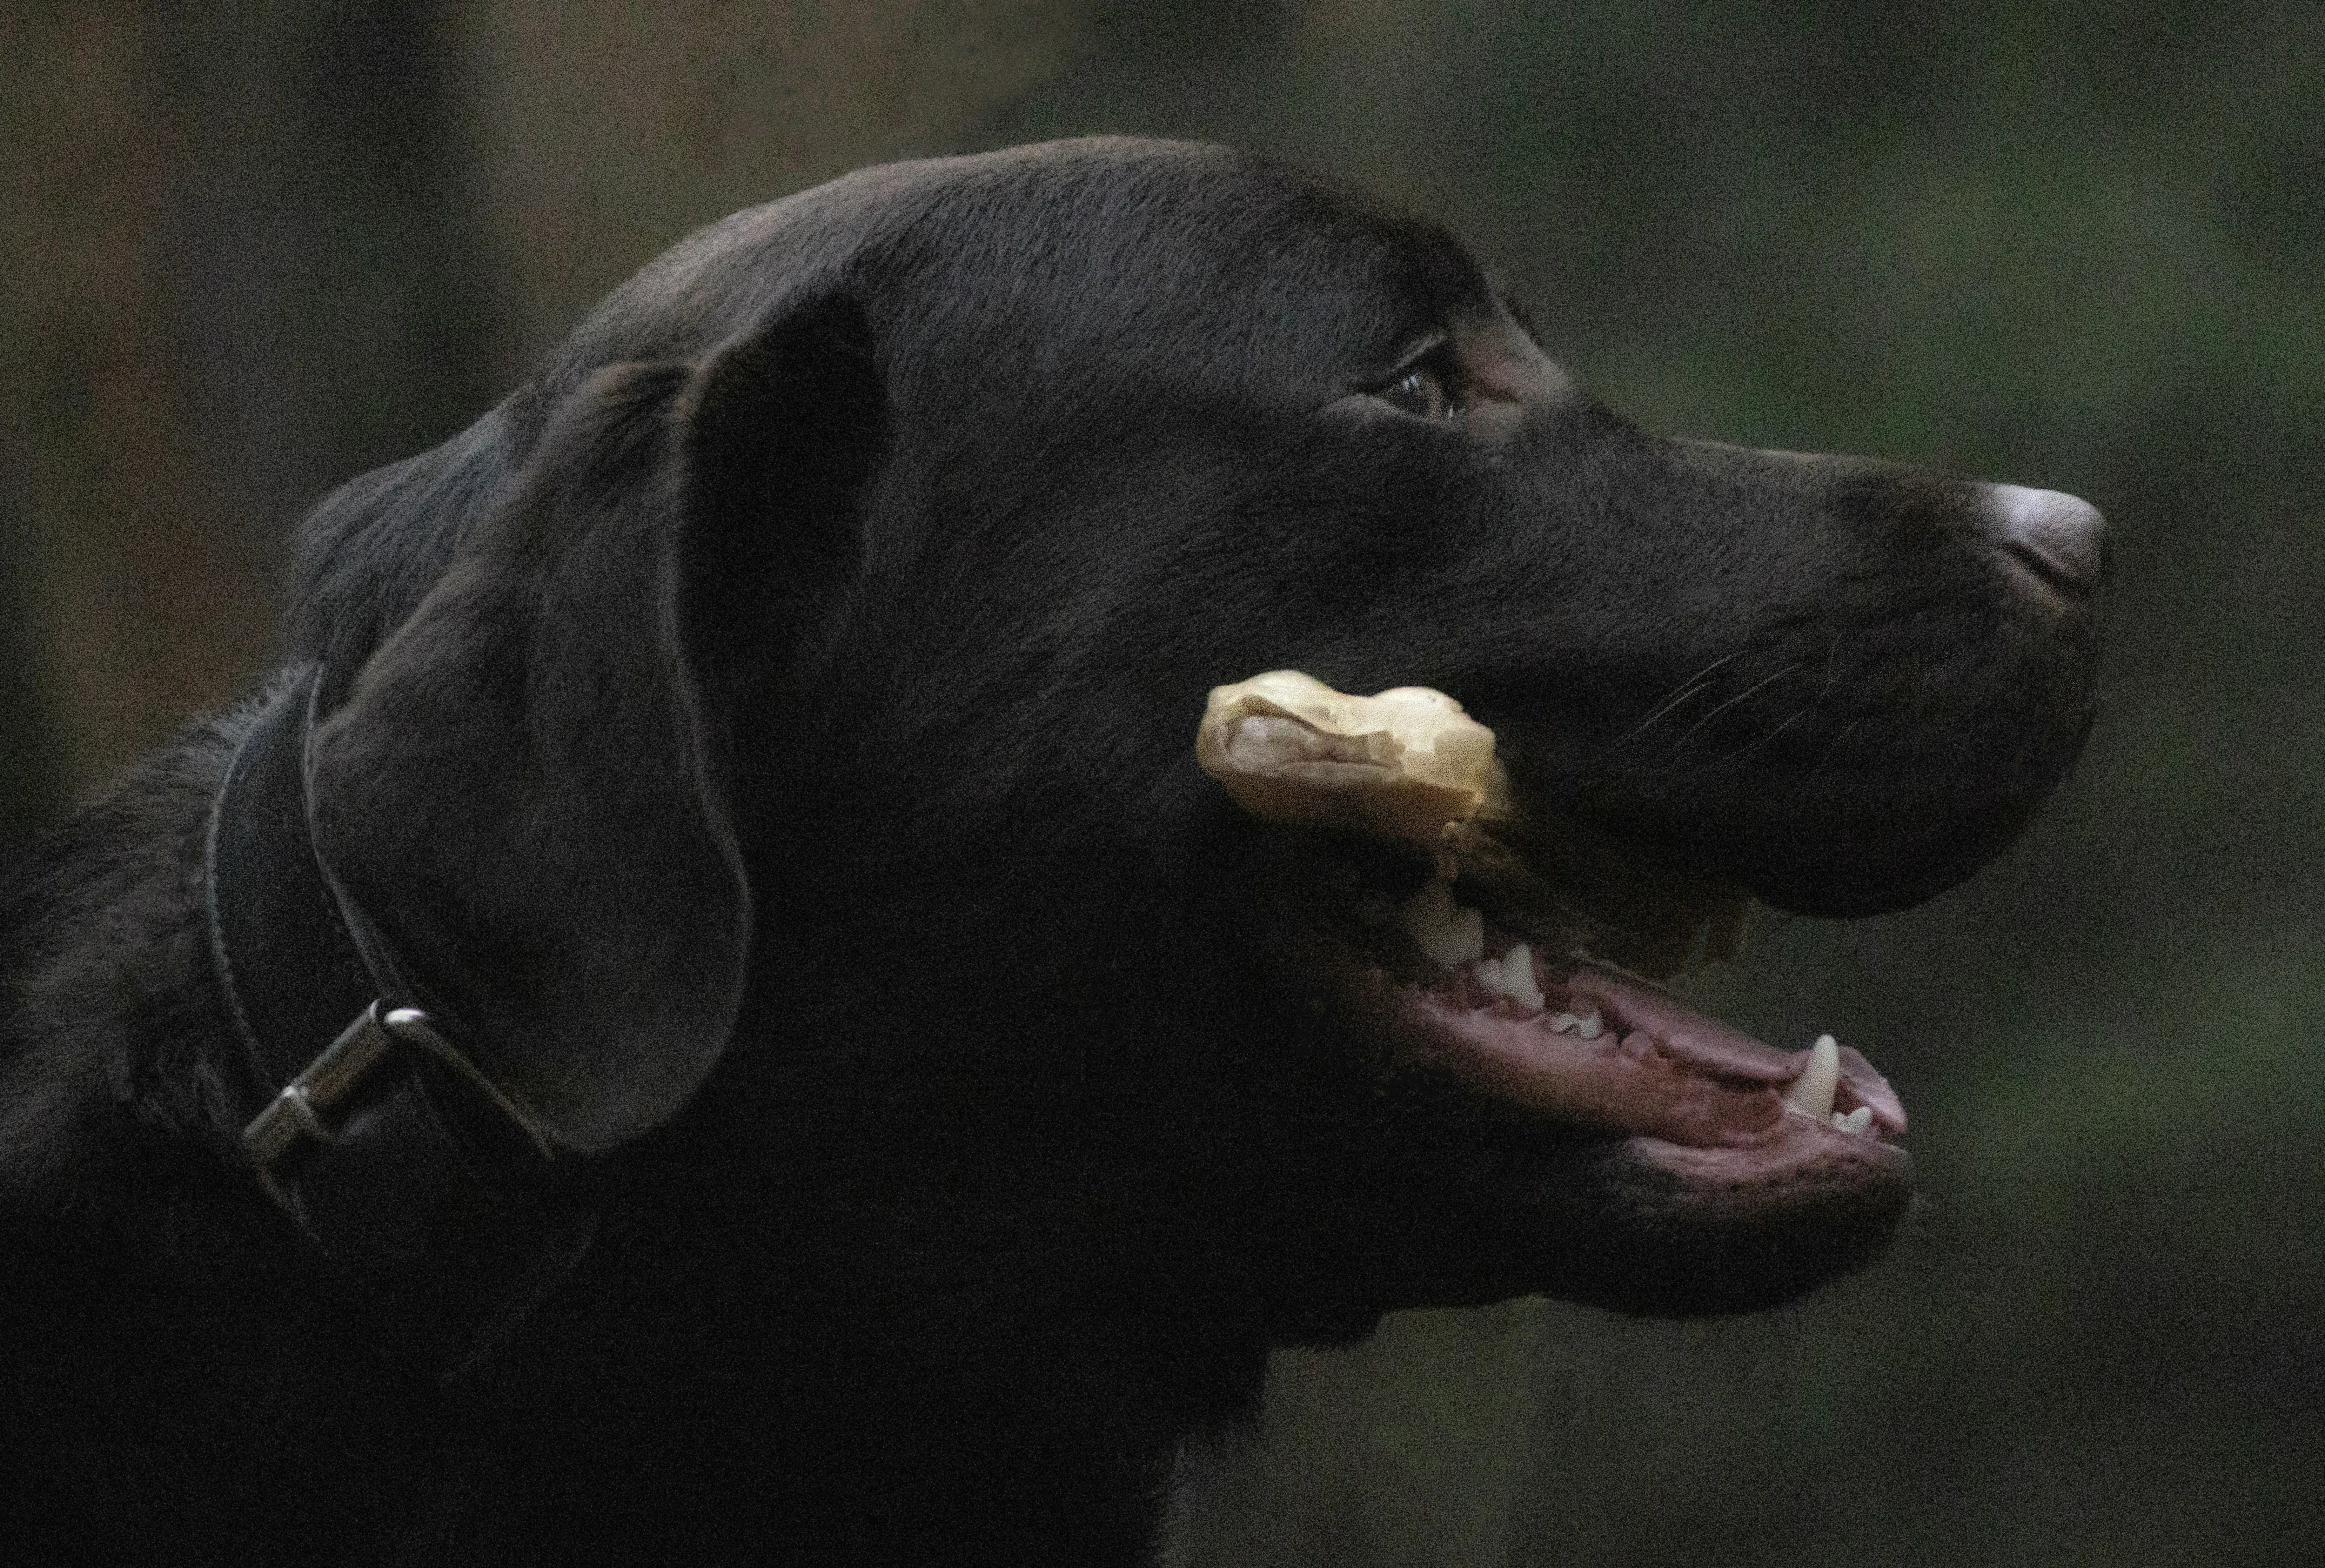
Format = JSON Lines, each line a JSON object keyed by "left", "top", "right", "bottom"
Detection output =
{"left": 889, "top": 143, "right": 1506, "bottom": 397}
{"left": 572, "top": 139, "right": 1496, "bottom": 392}
{"left": 940, "top": 141, "right": 1471, "bottom": 282}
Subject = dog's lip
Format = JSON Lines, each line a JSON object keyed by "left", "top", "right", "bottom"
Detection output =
{"left": 1245, "top": 801, "right": 1911, "bottom": 1196}
{"left": 1384, "top": 967, "right": 1906, "bottom": 1152}
{"left": 1564, "top": 967, "right": 1904, "bottom": 1134}
{"left": 1291, "top": 861, "right": 1911, "bottom": 1195}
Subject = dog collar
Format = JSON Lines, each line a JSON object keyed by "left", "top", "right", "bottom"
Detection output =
{"left": 202, "top": 663, "right": 598, "bottom": 1379}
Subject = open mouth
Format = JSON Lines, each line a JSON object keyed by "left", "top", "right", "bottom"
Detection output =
{"left": 1200, "top": 670, "right": 1911, "bottom": 1213}
{"left": 1326, "top": 848, "right": 1909, "bottom": 1197}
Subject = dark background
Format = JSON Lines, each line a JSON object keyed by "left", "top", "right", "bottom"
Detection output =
{"left": 4, "top": 3, "right": 2318, "bottom": 1563}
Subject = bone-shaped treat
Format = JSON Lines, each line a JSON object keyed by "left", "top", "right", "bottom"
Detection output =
{"left": 1196, "top": 670, "right": 1510, "bottom": 845}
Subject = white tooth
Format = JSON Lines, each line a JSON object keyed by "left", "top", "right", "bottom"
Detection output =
{"left": 1400, "top": 880, "right": 1484, "bottom": 968}
{"left": 1475, "top": 954, "right": 1510, "bottom": 999}
{"left": 1477, "top": 947, "right": 1542, "bottom": 1009}
{"left": 1832, "top": 1106, "right": 1873, "bottom": 1135}
{"left": 1544, "top": 1006, "right": 1605, "bottom": 1038}
{"left": 1497, "top": 943, "right": 1543, "bottom": 1011}
{"left": 1784, "top": 1033, "right": 1841, "bottom": 1119}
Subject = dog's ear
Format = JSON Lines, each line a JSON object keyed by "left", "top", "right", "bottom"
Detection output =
{"left": 307, "top": 295, "right": 884, "bottom": 1155}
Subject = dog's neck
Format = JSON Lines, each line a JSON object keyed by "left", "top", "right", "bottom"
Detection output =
{"left": 201, "top": 667, "right": 387, "bottom": 1148}
{"left": 0, "top": 693, "right": 1279, "bottom": 1564}
{"left": 196, "top": 665, "right": 600, "bottom": 1377}
{"left": 0, "top": 707, "right": 252, "bottom": 1210}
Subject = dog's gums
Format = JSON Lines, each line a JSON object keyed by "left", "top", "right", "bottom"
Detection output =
{"left": 1375, "top": 880, "right": 1900, "bottom": 1141}
{"left": 1204, "top": 671, "right": 1909, "bottom": 1208}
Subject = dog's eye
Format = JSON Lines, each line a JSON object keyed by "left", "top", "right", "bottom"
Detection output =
{"left": 1376, "top": 363, "right": 1452, "bottom": 420}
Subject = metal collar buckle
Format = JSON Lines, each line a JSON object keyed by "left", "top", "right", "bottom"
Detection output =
{"left": 242, "top": 1000, "right": 558, "bottom": 1209}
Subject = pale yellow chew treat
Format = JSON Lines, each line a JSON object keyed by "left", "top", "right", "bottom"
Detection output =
{"left": 1196, "top": 671, "right": 1510, "bottom": 845}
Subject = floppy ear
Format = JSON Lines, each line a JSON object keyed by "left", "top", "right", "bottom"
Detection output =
{"left": 307, "top": 294, "right": 885, "bottom": 1155}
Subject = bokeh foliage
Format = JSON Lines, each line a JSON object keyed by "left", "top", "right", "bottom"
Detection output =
{"left": 4, "top": 3, "right": 2319, "bottom": 1562}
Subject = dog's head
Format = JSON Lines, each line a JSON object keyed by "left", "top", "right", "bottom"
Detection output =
{"left": 294, "top": 140, "right": 2099, "bottom": 1325}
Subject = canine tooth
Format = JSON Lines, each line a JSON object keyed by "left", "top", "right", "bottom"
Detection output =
{"left": 1832, "top": 1106, "right": 1873, "bottom": 1135}
{"left": 1399, "top": 880, "right": 1484, "bottom": 968}
{"left": 1784, "top": 1033, "right": 1841, "bottom": 1119}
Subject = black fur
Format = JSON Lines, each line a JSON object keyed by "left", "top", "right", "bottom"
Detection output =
{"left": 1, "top": 140, "right": 2097, "bottom": 1565}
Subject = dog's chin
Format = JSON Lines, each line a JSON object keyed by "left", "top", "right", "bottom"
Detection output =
{"left": 1373, "top": 1129, "right": 1919, "bottom": 1318}
{"left": 1244, "top": 827, "right": 1914, "bottom": 1313}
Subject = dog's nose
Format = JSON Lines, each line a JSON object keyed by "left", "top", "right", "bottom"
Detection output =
{"left": 1985, "top": 483, "right": 2106, "bottom": 597}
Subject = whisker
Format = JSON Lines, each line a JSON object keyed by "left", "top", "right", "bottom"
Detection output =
{"left": 1670, "top": 659, "right": 1810, "bottom": 754}
{"left": 1697, "top": 702, "right": 1817, "bottom": 773}
{"left": 1618, "top": 649, "right": 1753, "bottom": 745}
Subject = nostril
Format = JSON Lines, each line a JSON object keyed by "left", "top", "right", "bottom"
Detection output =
{"left": 1986, "top": 483, "right": 2106, "bottom": 596}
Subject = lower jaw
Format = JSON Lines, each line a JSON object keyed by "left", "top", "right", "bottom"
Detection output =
{"left": 1280, "top": 869, "right": 1915, "bottom": 1214}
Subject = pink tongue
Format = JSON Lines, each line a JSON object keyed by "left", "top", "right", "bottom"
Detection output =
{"left": 1563, "top": 969, "right": 1796, "bottom": 1082}
{"left": 1563, "top": 966, "right": 1907, "bottom": 1131}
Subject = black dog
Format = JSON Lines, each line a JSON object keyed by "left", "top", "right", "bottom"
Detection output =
{"left": 0, "top": 139, "right": 2100, "bottom": 1565}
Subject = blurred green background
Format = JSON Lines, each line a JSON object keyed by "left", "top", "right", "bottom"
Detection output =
{"left": 4, "top": 3, "right": 2318, "bottom": 1563}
